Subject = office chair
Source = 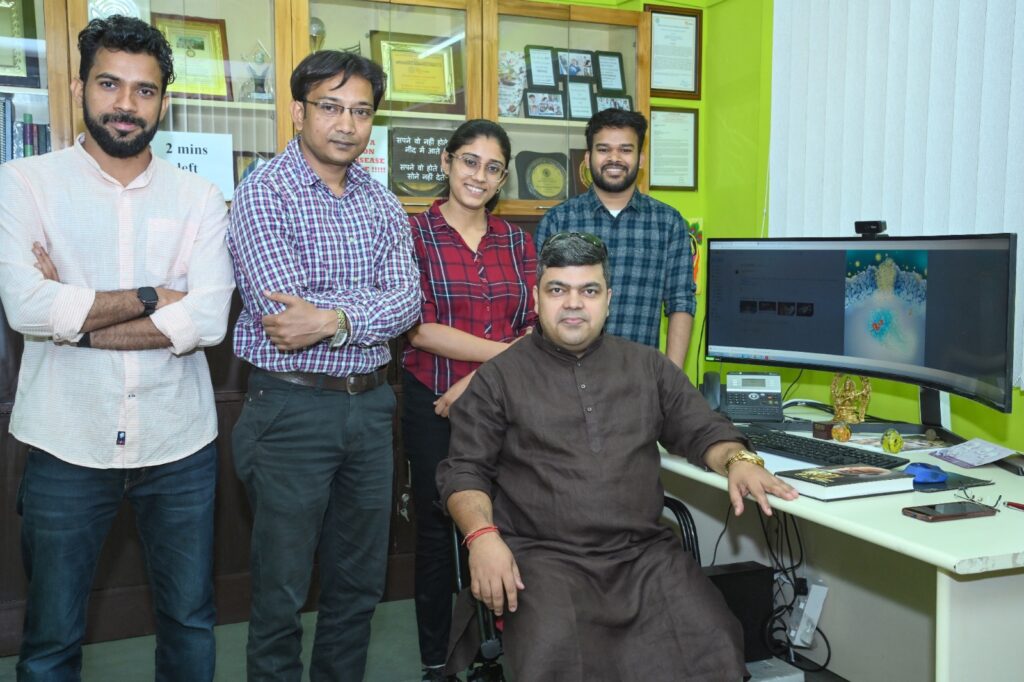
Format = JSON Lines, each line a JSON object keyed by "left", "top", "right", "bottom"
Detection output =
{"left": 447, "top": 497, "right": 702, "bottom": 680}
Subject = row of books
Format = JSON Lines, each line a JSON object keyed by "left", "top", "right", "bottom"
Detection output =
{"left": 1, "top": 95, "right": 53, "bottom": 164}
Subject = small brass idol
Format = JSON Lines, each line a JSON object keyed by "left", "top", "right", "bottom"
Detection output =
{"left": 830, "top": 373, "right": 871, "bottom": 424}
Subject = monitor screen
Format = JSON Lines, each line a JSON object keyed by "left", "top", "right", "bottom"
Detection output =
{"left": 705, "top": 234, "right": 1017, "bottom": 413}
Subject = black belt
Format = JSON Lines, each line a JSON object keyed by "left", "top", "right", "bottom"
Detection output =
{"left": 263, "top": 367, "right": 388, "bottom": 395}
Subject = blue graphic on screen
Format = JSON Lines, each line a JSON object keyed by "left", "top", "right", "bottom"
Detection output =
{"left": 844, "top": 250, "right": 927, "bottom": 365}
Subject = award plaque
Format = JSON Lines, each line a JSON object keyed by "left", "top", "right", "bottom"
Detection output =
{"left": 371, "top": 31, "right": 464, "bottom": 114}
{"left": 569, "top": 149, "right": 593, "bottom": 197}
{"left": 390, "top": 127, "right": 451, "bottom": 197}
{"left": 516, "top": 151, "right": 568, "bottom": 201}
{"left": 0, "top": 0, "right": 41, "bottom": 89}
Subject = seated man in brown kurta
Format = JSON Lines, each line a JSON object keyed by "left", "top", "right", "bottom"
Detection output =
{"left": 437, "top": 232, "right": 799, "bottom": 681}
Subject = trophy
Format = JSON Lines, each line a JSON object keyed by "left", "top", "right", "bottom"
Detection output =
{"left": 310, "top": 17, "right": 326, "bottom": 53}
{"left": 241, "top": 41, "right": 273, "bottom": 102}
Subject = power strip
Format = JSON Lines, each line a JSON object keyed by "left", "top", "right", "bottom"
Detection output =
{"left": 788, "top": 582, "right": 828, "bottom": 647}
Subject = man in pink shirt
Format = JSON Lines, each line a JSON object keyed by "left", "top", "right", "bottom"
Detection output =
{"left": 0, "top": 16, "right": 234, "bottom": 680}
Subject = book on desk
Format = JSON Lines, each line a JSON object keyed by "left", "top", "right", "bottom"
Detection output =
{"left": 776, "top": 463, "right": 915, "bottom": 501}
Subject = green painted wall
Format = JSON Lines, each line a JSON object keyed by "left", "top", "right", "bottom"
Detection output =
{"left": 538, "top": 0, "right": 1024, "bottom": 448}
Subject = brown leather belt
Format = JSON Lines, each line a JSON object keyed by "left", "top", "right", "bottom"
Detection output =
{"left": 264, "top": 367, "right": 388, "bottom": 395}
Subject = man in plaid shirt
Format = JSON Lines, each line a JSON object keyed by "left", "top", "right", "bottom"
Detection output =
{"left": 227, "top": 51, "right": 419, "bottom": 681}
{"left": 535, "top": 109, "right": 696, "bottom": 367}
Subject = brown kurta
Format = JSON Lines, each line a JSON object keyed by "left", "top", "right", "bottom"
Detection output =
{"left": 438, "top": 331, "right": 749, "bottom": 681}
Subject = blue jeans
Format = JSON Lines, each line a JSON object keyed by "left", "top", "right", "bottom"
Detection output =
{"left": 233, "top": 370, "right": 395, "bottom": 682}
{"left": 16, "top": 444, "right": 218, "bottom": 682}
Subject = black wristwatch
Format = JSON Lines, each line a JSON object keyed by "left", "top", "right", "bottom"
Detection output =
{"left": 137, "top": 286, "right": 158, "bottom": 316}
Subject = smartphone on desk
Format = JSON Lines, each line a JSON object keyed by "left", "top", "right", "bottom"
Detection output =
{"left": 902, "top": 501, "right": 997, "bottom": 522}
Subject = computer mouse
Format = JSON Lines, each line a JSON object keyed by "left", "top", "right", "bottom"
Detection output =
{"left": 903, "top": 462, "right": 948, "bottom": 484}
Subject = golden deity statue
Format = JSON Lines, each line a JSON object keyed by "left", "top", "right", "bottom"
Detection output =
{"left": 830, "top": 373, "right": 872, "bottom": 424}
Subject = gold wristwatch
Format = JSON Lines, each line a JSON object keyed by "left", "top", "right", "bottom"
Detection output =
{"left": 723, "top": 449, "right": 765, "bottom": 474}
{"left": 329, "top": 308, "right": 349, "bottom": 348}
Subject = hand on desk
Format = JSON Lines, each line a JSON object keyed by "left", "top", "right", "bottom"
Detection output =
{"left": 467, "top": 532, "right": 524, "bottom": 616}
{"left": 728, "top": 462, "right": 799, "bottom": 517}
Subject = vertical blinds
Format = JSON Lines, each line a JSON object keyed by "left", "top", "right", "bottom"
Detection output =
{"left": 769, "top": 0, "right": 1024, "bottom": 385}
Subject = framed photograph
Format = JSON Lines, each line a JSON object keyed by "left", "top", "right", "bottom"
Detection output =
{"left": 645, "top": 4, "right": 702, "bottom": 100}
{"left": 649, "top": 107, "right": 697, "bottom": 190}
{"left": 595, "top": 95, "right": 633, "bottom": 113}
{"left": 555, "top": 50, "right": 595, "bottom": 82}
{"left": 594, "top": 51, "right": 625, "bottom": 94}
{"left": 233, "top": 151, "right": 270, "bottom": 187}
{"left": 524, "top": 45, "right": 558, "bottom": 90}
{"left": 565, "top": 81, "right": 594, "bottom": 121}
{"left": 370, "top": 31, "right": 464, "bottom": 114}
{"left": 523, "top": 89, "right": 565, "bottom": 120}
{"left": 152, "top": 14, "right": 232, "bottom": 100}
{"left": 0, "top": 0, "right": 42, "bottom": 89}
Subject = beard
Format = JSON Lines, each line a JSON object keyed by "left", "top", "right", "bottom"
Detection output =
{"left": 82, "top": 98, "right": 159, "bottom": 159}
{"left": 589, "top": 158, "right": 639, "bottom": 193}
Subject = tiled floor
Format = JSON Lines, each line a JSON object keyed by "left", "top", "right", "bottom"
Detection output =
{"left": 0, "top": 598, "right": 846, "bottom": 681}
{"left": 0, "top": 600, "right": 423, "bottom": 682}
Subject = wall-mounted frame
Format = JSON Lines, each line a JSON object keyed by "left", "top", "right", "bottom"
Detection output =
{"left": 565, "top": 81, "right": 594, "bottom": 121}
{"left": 595, "top": 94, "right": 633, "bottom": 113}
{"left": 556, "top": 49, "right": 594, "bottom": 82}
{"left": 523, "top": 89, "right": 565, "bottom": 119}
{"left": 152, "top": 14, "right": 232, "bottom": 100}
{"left": 594, "top": 51, "right": 625, "bottom": 94}
{"left": 0, "top": 0, "right": 41, "bottom": 89}
{"left": 645, "top": 5, "right": 701, "bottom": 100}
{"left": 233, "top": 151, "right": 270, "bottom": 187}
{"left": 649, "top": 107, "right": 697, "bottom": 190}
{"left": 524, "top": 45, "right": 558, "bottom": 90}
{"left": 370, "top": 31, "right": 463, "bottom": 114}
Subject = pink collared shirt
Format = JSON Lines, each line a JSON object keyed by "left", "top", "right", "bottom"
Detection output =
{"left": 0, "top": 135, "right": 235, "bottom": 468}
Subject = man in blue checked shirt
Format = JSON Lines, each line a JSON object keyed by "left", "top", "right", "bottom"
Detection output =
{"left": 227, "top": 50, "right": 419, "bottom": 682}
{"left": 535, "top": 108, "right": 697, "bottom": 367}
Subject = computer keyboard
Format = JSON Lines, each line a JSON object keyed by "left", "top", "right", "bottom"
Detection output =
{"left": 744, "top": 429, "right": 910, "bottom": 469}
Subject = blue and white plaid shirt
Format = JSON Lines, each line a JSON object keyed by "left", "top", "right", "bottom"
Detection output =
{"left": 228, "top": 137, "right": 420, "bottom": 376}
{"left": 535, "top": 188, "right": 696, "bottom": 349}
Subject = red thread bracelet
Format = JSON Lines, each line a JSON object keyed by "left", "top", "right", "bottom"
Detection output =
{"left": 462, "top": 525, "right": 499, "bottom": 547}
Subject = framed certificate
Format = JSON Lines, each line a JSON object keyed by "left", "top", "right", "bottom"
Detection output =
{"left": 594, "top": 51, "right": 625, "bottom": 94}
{"left": 524, "top": 45, "right": 558, "bottom": 90}
{"left": 556, "top": 50, "right": 595, "bottom": 83}
{"left": 152, "top": 14, "right": 232, "bottom": 100}
{"left": 523, "top": 89, "right": 565, "bottom": 120}
{"left": 645, "top": 4, "right": 702, "bottom": 100}
{"left": 0, "top": 0, "right": 41, "bottom": 89}
{"left": 649, "top": 107, "right": 697, "bottom": 190}
{"left": 565, "top": 81, "right": 594, "bottom": 121}
{"left": 371, "top": 31, "right": 463, "bottom": 114}
{"left": 595, "top": 95, "right": 633, "bottom": 113}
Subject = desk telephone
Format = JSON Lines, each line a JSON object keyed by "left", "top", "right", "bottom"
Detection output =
{"left": 701, "top": 372, "right": 784, "bottom": 423}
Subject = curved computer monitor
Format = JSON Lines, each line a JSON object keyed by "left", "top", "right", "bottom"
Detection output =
{"left": 705, "top": 234, "right": 1017, "bottom": 414}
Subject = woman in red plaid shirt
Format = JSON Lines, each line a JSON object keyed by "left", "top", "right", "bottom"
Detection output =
{"left": 402, "top": 119, "right": 537, "bottom": 681}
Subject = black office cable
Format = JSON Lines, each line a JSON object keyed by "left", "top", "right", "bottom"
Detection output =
{"left": 754, "top": 511, "right": 835, "bottom": 675}
{"left": 782, "top": 369, "right": 804, "bottom": 402}
{"left": 695, "top": 310, "right": 708, "bottom": 380}
{"left": 708, "top": 501, "right": 733, "bottom": 566}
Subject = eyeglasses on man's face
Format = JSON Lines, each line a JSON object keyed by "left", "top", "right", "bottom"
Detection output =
{"left": 447, "top": 152, "right": 508, "bottom": 181}
{"left": 541, "top": 231, "right": 608, "bottom": 257}
{"left": 303, "top": 99, "right": 375, "bottom": 121}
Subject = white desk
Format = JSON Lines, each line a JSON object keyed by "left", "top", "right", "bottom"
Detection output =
{"left": 661, "top": 446, "right": 1024, "bottom": 682}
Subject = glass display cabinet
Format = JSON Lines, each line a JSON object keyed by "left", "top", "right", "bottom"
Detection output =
{"left": 485, "top": 0, "right": 649, "bottom": 216}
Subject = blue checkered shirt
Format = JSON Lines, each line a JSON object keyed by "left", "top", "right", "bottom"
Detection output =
{"left": 228, "top": 137, "right": 420, "bottom": 376}
{"left": 535, "top": 188, "right": 695, "bottom": 349}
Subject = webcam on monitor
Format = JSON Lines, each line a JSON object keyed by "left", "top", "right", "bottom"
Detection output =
{"left": 854, "top": 220, "right": 887, "bottom": 237}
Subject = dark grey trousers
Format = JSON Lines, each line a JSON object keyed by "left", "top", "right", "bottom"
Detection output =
{"left": 233, "top": 369, "right": 396, "bottom": 682}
